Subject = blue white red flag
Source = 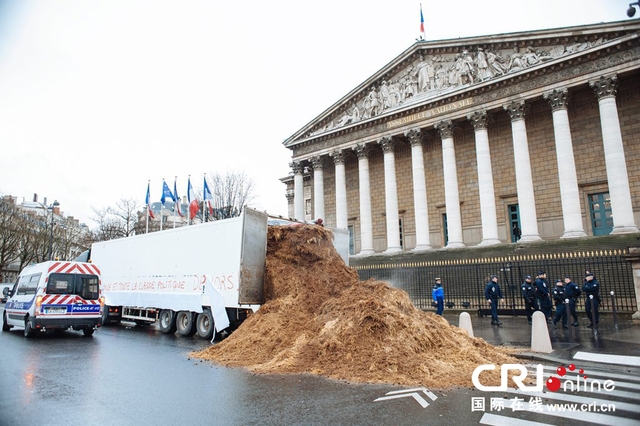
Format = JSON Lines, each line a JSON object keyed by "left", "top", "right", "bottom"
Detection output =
{"left": 146, "top": 182, "right": 155, "bottom": 219}
{"left": 420, "top": 4, "right": 425, "bottom": 36}
{"left": 174, "top": 178, "right": 184, "bottom": 217}
{"left": 203, "top": 176, "right": 214, "bottom": 216}
{"left": 188, "top": 177, "right": 200, "bottom": 220}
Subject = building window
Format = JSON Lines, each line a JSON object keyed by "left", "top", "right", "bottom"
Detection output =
{"left": 348, "top": 225, "right": 355, "bottom": 255}
{"left": 304, "top": 199, "right": 312, "bottom": 220}
{"left": 442, "top": 213, "right": 448, "bottom": 247}
{"left": 508, "top": 204, "right": 521, "bottom": 242}
{"left": 588, "top": 192, "right": 613, "bottom": 236}
{"left": 399, "top": 218, "right": 404, "bottom": 250}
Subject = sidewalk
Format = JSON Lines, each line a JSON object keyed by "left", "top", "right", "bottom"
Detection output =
{"left": 443, "top": 312, "right": 640, "bottom": 361}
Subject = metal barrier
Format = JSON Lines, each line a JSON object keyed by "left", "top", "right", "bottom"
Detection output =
{"left": 353, "top": 250, "right": 636, "bottom": 314}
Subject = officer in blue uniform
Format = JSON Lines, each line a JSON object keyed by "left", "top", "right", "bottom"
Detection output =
{"left": 535, "top": 271, "right": 552, "bottom": 321}
{"left": 564, "top": 276, "right": 581, "bottom": 326}
{"left": 582, "top": 271, "right": 600, "bottom": 328}
{"left": 432, "top": 278, "right": 444, "bottom": 316}
{"left": 552, "top": 279, "right": 569, "bottom": 329}
{"left": 484, "top": 275, "right": 503, "bottom": 326}
{"left": 521, "top": 275, "right": 538, "bottom": 325}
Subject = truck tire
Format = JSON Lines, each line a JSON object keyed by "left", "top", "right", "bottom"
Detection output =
{"left": 158, "top": 309, "right": 177, "bottom": 334}
{"left": 196, "top": 310, "right": 215, "bottom": 340}
{"left": 176, "top": 311, "right": 197, "bottom": 336}
{"left": 83, "top": 328, "right": 95, "bottom": 337}
{"left": 24, "top": 318, "right": 36, "bottom": 338}
{"left": 2, "top": 311, "right": 12, "bottom": 331}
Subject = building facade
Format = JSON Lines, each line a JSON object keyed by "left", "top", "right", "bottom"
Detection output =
{"left": 282, "top": 21, "right": 640, "bottom": 255}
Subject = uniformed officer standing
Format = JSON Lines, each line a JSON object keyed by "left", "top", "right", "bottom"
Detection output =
{"left": 521, "top": 275, "right": 538, "bottom": 325}
{"left": 564, "top": 276, "right": 581, "bottom": 326}
{"left": 484, "top": 275, "right": 503, "bottom": 326}
{"left": 432, "top": 278, "right": 444, "bottom": 316}
{"left": 552, "top": 279, "right": 569, "bottom": 329}
{"left": 583, "top": 271, "right": 600, "bottom": 328}
{"left": 535, "top": 271, "right": 552, "bottom": 321}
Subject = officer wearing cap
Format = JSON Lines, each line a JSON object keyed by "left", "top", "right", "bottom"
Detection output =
{"left": 484, "top": 275, "right": 503, "bottom": 326}
{"left": 521, "top": 275, "right": 538, "bottom": 325}
{"left": 432, "top": 278, "right": 444, "bottom": 316}
{"left": 552, "top": 279, "right": 569, "bottom": 329}
{"left": 582, "top": 270, "right": 600, "bottom": 328}
{"left": 564, "top": 275, "right": 581, "bottom": 326}
{"left": 535, "top": 271, "right": 552, "bottom": 321}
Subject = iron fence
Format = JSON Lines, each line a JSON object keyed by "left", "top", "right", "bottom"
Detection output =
{"left": 353, "top": 250, "right": 636, "bottom": 314}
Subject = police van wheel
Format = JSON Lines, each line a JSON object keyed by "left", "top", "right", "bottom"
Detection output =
{"left": 176, "top": 311, "right": 197, "bottom": 336}
{"left": 2, "top": 312, "right": 12, "bottom": 331}
{"left": 158, "top": 310, "right": 177, "bottom": 334}
{"left": 23, "top": 319, "right": 36, "bottom": 338}
{"left": 196, "top": 310, "right": 215, "bottom": 340}
{"left": 83, "top": 328, "right": 95, "bottom": 337}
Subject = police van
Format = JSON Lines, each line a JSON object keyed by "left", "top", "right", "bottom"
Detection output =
{"left": 2, "top": 261, "right": 104, "bottom": 337}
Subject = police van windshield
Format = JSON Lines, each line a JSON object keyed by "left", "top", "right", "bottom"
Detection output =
{"left": 47, "top": 273, "right": 100, "bottom": 300}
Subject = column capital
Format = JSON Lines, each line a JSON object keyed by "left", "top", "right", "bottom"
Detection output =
{"left": 590, "top": 75, "right": 618, "bottom": 100}
{"left": 435, "top": 119, "right": 454, "bottom": 139}
{"left": 378, "top": 136, "right": 395, "bottom": 153}
{"left": 285, "top": 191, "right": 294, "bottom": 203}
{"left": 290, "top": 161, "right": 303, "bottom": 174}
{"left": 503, "top": 100, "right": 526, "bottom": 121}
{"left": 310, "top": 155, "right": 324, "bottom": 170}
{"left": 404, "top": 128, "right": 423, "bottom": 146}
{"left": 543, "top": 88, "right": 569, "bottom": 111}
{"left": 354, "top": 143, "right": 371, "bottom": 158}
{"left": 466, "top": 110, "right": 489, "bottom": 130}
{"left": 330, "top": 149, "right": 346, "bottom": 164}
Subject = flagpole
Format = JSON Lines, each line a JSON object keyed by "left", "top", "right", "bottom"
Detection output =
{"left": 160, "top": 178, "right": 164, "bottom": 232}
{"left": 187, "top": 174, "right": 191, "bottom": 226}
{"left": 173, "top": 176, "right": 177, "bottom": 229}
{"left": 146, "top": 179, "right": 150, "bottom": 234}
{"left": 202, "top": 173, "right": 206, "bottom": 224}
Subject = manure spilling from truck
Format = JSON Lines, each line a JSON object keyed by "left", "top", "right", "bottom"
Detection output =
{"left": 194, "top": 225, "right": 517, "bottom": 388}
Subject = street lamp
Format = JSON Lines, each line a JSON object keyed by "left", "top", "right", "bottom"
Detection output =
{"left": 629, "top": 2, "right": 640, "bottom": 17}
{"left": 48, "top": 200, "right": 60, "bottom": 261}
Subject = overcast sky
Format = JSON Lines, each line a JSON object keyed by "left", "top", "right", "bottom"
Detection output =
{"left": 0, "top": 0, "right": 632, "bottom": 225}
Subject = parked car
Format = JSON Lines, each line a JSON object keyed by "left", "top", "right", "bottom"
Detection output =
{"left": 0, "top": 283, "right": 13, "bottom": 303}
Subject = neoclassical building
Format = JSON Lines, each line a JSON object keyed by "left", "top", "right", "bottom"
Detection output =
{"left": 281, "top": 20, "right": 640, "bottom": 255}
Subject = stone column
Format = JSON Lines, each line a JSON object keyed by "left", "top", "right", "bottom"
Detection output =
{"left": 310, "top": 156, "right": 325, "bottom": 221}
{"left": 330, "top": 149, "right": 348, "bottom": 229}
{"left": 405, "top": 128, "right": 431, "bottom": 251}
{"left": 291, "top": 161, "right": 304, "bottom": 221}
{"left": 543, "top": 88, "right": 588, "bottom": 238}
{"left": 354, "top": 143, "right": 374, "bottom": 255}
{"left": 285, "top": 191, "right": 294, "bottom": 218}
{"left": 378, "top": 136, "right": 402, "bottom": 253}
{"left": 435, "top": 120, "right": 464, "bottom": 248}
{"left": 590, "top": 75, "right": 640, "bottom": 234}
{"left": 503, "top": 100, "right": 541, "bottom": 242}
{"left": 467, "top": 110, "right": 501, "bottom": 246}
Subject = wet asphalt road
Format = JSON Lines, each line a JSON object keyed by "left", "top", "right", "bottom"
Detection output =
{"left": 2, "top": 304, "right": 638, "bottom": 426}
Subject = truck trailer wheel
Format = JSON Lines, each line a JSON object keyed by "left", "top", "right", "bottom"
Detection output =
{"left": 159, "top": 310, "right": 177, "bottom": 334}
{"left": 176, "top": 311, "right": 197, "bottom": 336}
{"left": 196, "top": 310, "right": 215, "bottom": 340}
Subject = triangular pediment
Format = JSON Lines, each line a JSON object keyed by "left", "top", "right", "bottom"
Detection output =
{"left": 283, "top": 20, "right": 640, "bottom": 148}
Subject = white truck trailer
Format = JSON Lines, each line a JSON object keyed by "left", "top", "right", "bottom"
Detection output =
{"left": 88, "top": 208, "right": 349, "bottom": 340}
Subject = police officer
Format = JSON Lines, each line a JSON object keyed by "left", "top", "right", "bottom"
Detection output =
{"left": 535, "top": 271, "right": 552, "bottom": 321}
{"left": 583, "top": 271, "right": 600, "bottom": 328}
{"left": 521, "top": 275, "right": 538, "bottom": 325}
{"left": 484, "top": 275, "right": 503, "bottom": 326}
{"left": 552, "top": 279, "right": 569, "bottom": 329}
{"left": 564, "top": 275, "right": 581, "bottom": 327}
{"left": 432, "top": 278, "right": 444, "bottom": 316}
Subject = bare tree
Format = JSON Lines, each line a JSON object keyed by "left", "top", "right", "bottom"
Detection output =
{"left": 207, "top": 171, "right": 256, "bottom": 221}
{"left": 0, "top": 197, "right": 21, "bottom": 275}
{"left": 90, "top": 198, "right": 139, "bottom": 241}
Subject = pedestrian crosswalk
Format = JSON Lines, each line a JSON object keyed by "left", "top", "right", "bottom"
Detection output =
{"left": 477, "top": 362, "right": 640, "bottom": 426}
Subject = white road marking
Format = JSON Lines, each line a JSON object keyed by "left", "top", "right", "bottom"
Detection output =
{"left": 479, "top": 413, "right": 552, "bottom": 426}
{"left": 373, "top": 387, "right": 437, "bottom": 408}
{"left": 526, "top": 364, "right": 640, "bottom": 384}
{"left": 573, "top": 352, "right": 640, "bottom": 367}
{"left": 385, "top": 387, "right": 437, "bottom": 400}
{"left": 502, "top": 388, "right": 640, "bottom": 414}
{"left": 531, "top": 370, "right": 640, "bottom": 391}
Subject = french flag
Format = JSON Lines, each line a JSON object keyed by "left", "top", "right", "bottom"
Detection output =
{"left": 174, "top": 178, "right": 184, "bottom": 218}
{"left": 146, "top": 182, "right": 155, "bottom": 219}
{"left": 187, "top": 177, "right": 200, "bottom": 220}
{"left": 203, "top": 177, "right": 214, "bottom": 216}
{"left": 420, "top": 4, "right": 425, "bottom": 37}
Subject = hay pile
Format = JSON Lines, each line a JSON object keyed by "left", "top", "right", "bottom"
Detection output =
{"left": 194, "top": 225, "right": 517, "bottom": 388}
